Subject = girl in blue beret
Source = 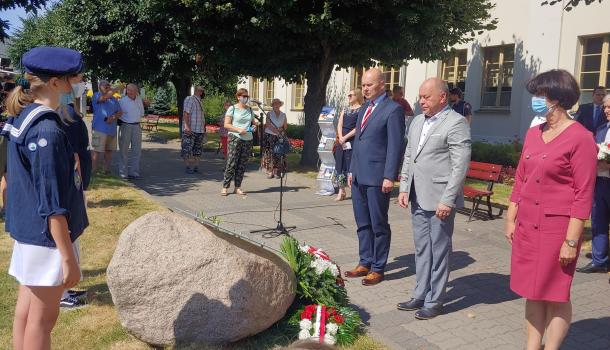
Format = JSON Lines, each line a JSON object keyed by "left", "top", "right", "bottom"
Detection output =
{"left": 3, "top": 47, "right": 88, "bottom": 349}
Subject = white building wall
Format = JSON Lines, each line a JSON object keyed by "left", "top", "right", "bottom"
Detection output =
{"left": 239, "top": 0, "right": 610, "bottom": 141}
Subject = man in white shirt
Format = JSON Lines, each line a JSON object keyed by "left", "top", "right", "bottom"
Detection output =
{"left": 182, "top": 86, "right": 206, "bottom": 174}
{"left": 118, "top": 83, "right": 145, "bottom": 179}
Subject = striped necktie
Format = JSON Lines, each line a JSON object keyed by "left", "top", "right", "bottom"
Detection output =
{"left": 360, "top": 101, "right": 375, "bottom": 130}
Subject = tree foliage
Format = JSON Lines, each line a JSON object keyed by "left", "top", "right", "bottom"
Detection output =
{"left": 1, "top": 0, "right": 49, "bottom": 42}
{"left": 541, "top": 0, "right": 605, "bottom": 11}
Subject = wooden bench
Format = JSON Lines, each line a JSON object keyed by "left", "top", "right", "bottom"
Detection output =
{"left": 463, "top": 161, "right": 503, "bottom": 222}
{"left": 141, "top": 114, "right": 160, "bottom": 131}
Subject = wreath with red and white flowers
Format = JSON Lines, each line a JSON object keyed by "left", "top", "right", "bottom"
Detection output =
{"left": 298, "top": 304, "right": 344, "bottom": 345}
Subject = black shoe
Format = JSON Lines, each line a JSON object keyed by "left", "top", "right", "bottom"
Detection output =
{"left": 60, "top": 296, "right": 88, "bottom": 310}
{"left": 67, "top": 290, "right": 87, "bottom": 299}
{"left": 397, "top": 298, "right": 425, "bottom": 311}
{"left": 585, "top": 252, "right": 592, "bottom": 259}
{"left": 576, "top": 261, "right": 608, "bottom": 273}
{"left": 193, "top": 166, "right": 199, "bottom": 173}
{"left": 185, "top": 167, "right": 194, "bottom": 174}
{"left": 415, "top": 307, "right": 442, "bottom": 320}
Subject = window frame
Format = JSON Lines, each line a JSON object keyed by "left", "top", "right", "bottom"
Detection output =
{"left": 292, "top": 81, "right": 305, "bottom": 110}
{"left": 264, "top": 79, "right": 275, "bottom": 107}
{"left": 440, "top": 49, "right": 468, "bottom": 92}
{"left": 351, "top": 65, "right": 401, "bottom": 91}
{"left": 480, "top": 44, "right": 515, "bottom": 110}
{"left": 577, "top": 34, "right": 610, "bottom": 105}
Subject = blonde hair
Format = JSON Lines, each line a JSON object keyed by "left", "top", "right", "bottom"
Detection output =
{"left": 351, "top": 88, "right": 364, "bottom": 106}
{"left": 235, "top": 88, "right": 249, "bottom": 99}
{"left": 5, "top": 73, "right": 69, "bottom": 116}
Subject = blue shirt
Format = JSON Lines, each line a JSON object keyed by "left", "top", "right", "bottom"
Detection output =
{"left": 451, "top": 100, "right": 472, "bottom": 117}
{"left": 64, "top": 105, "right": 92, "bottom": 190}
{"left": 92, "top": 92, "right": 120, "bottom": 136}
{"left": 2, "top": 103, "right": 88, "bottom": 247}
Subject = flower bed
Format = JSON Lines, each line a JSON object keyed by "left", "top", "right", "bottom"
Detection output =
{"left": 289, "top": 138, "right": 304, "bottom": 154}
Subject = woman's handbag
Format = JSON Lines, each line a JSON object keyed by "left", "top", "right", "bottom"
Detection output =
{"left": 268, "top": 113, "right": 291, "bottom": 155}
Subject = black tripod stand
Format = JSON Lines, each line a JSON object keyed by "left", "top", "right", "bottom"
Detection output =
{"left": 250, "top": 153, "right": 296, "bottom": 238}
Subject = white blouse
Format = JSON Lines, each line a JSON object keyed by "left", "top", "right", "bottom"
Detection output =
{"left": 265, "top": 111, "right": 286, "bottom": 135}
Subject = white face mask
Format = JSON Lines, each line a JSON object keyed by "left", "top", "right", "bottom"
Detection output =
{"left": 239, "top": 96, "right": 249, "bottom": 104}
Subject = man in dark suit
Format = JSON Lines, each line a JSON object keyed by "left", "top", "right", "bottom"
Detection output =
{"left": 575, "top": 86, "right": 607, "bottom": 134}
{"left": 345, "top": 68, "right": 405, "bottom": 286}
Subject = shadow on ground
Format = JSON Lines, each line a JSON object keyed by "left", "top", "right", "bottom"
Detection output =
{"left": 384, "top": 251, "right": 476, "bottom": 281}
{"left": 443, "top": 272, "right": 519, "bottom": 314}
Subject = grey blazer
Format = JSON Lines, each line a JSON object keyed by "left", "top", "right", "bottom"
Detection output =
{"left": 399, "top": 107, "right": 471, "bottom": 211}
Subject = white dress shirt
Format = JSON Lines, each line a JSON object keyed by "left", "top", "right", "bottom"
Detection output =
{"left": 119, "top": 95, "right": 145, "bottom": 123}
{"left": 598, "top": 122, "right": 610, "bottom": 178}
{"left": 417, "top": 106, "right": 449, "bottom": 153}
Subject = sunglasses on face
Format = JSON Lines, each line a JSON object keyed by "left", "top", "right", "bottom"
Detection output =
{"left": 240, "top": 95, "right": 250, "bottom": 98}
{"left": 348, "top": 94, "right": 353, "bottom": 97}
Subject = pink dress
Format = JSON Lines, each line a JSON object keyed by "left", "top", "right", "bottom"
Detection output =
{"left": 510, "top": 122, "right": 597, "bottom": 302}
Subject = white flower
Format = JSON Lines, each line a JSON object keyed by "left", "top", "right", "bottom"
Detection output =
{"left": 328, "top": 263, "right": 339, "bottom": 277}
{"left": 598, "top": 143, "right": 610, "bottom": 161}
{"left": 298, "top": 330, "right": 311, "bottom": 340}
{"left": 326, "top": 322, "right": 339, "bottom": 335}
{"left": 299, "top": 319, "right": 312, "bottom": 330}
{"left": 299, "top": 245, "right": 310, "bottom": 253}
{"left": 323, "top": 335, "right": 336, "bottom": 345}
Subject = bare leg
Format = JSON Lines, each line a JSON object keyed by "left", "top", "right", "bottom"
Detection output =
{"left": 335, "top": 187, "right": 345, "bottom": 201}
{"left": 1, "top": 173, "right": 7, "bottom": 208}
{"left": 91, "top": 151, "right": 99, "bottom": 173}
{"left": 544, "top": 301, "right": 572, "bottom": 350}
{"left": 525, "top": 299, "right": 546, "bottom": 350}
{"left": 104, "top": 150, "right": 112, "bottom": 173}
{"left": 23, "top": 285, "right": 64, "bottom": 350}
{"left": 13, "top": 285, "right": 32, "bottom": 350}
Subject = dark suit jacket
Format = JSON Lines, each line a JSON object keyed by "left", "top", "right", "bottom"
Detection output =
{"left": 576, "top": 103, "right": 605, "bottom": 134}
{"left": 350, "top": 95, "right": 405, "bottom": 186}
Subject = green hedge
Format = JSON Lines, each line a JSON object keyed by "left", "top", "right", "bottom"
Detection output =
{"left": 286, "top": 124, "right": 305, "bottom": 140}
{"left": 471, "top": 141, "right": 522, "bottom": 167}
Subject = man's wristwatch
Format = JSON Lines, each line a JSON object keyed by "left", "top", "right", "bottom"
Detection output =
{"left": 565, "top": 239, "right": 577, "bottom": 248}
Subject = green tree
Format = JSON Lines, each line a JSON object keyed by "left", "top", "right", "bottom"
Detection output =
{"left": 541, "top": 0, "right": 604, "bottom": 11}
{"left": 186, "top": 0, "right": 497, "bottom": 165}
{"left": 152, "top": 84, "right": 174, "bottom": 116}
{"left": 1, "top": 0, "right": 49, "bottom": 41}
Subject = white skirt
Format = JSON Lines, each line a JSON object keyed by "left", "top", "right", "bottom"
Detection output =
{"left": 8, "top": 239, "right": 81, "bottom": 286}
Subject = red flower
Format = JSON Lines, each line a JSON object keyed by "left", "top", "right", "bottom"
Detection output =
{"left": 301, "top": 309, "right": 314, "bottom": 320}
{"left": 334, "top": 314, "right": 344, "bottom": 324}
{"left": 336, "top": 277, "right": 345, "bottom": 287}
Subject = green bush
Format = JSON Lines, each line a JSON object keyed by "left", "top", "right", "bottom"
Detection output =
{"left": 471, "top": 141, "right": 522, "bottom": 167}
{"left": 203, "top": 93, "right": 230, "bottom": 125}
{"left": 152, "top": 83, "right": 176, "bottom": 116}
{"left": 286, "top": 124, "right": 305, "bottom": 140}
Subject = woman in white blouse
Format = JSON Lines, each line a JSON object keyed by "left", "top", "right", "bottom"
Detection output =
{"left": 262, "top": 98, "right": 288, "bottom": 178}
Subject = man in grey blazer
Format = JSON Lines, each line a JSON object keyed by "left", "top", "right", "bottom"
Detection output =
{"left": 396, "top": 78, "right": 471, "bottom": 320}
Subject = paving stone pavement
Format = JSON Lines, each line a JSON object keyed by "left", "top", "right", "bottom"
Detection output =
{"left": 122, "top": 136, "right": 610, "bottom": 350}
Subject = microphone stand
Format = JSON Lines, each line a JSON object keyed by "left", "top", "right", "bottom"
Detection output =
{"left": 251, "top": 101, "right": 266, "bottom": 159}
{"left": 249, "top": 101, "right": 296, "bottom": 238}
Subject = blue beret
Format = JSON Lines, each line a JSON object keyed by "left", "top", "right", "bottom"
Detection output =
{"left": 22, "top": 47, "right": 84, "bottom": 76}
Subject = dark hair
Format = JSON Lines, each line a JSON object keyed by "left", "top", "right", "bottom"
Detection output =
{"left": 593, "top": 86, "right": 607, "bottom": 94}
{"left": 526, "top": 69, "right": 580, "bottom": 110}
{"left": 449, "top": 87, "right": 463, "bottom": 98}
{"left": 392, "top": 85, "right": 403, "bottom": 93}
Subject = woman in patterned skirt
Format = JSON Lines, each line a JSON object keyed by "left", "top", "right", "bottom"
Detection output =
{"left": 262, "top": 98, "right": 288, "bottom": 178}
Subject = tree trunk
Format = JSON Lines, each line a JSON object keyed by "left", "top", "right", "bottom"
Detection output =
{"left": 172, "top": 76, "right": 192, "bottom": 139}
{"left": 300, "top": 49, "right": 335, "bottom": 167}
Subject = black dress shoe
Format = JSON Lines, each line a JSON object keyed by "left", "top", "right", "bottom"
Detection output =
{"left": 576, "top": 261, "right": 608, "bottom": 273}
{"left": 397, "top": 298, "right": 424, "bottom": 311}
{"left": 415, "top": 307, "right": 442, "bottom": 320}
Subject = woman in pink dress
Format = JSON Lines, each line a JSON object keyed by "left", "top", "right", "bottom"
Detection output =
{"left": 506, "top": 70, "right": 597, "bottom": 350}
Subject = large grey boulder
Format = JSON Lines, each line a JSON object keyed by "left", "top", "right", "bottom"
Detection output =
{"left": 107, "top": 211, "right": 296, "bottom": 346}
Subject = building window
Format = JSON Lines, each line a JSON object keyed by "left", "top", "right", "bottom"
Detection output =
{"left": 352, "top": 66, "right": 401, "bottom": 92}
{"left": 578, "top": 35, "right": 610, "bottom": 104}
{"left": 264, "top": 80, "right": 274, "bottom": 106}
{"left": 441, "top": 49, "right": 467, "bottom": 92}
{"left": 0, "top": 57, "right": 11, "bottom": 69}
{"left": 293, "top": 81, "right": 305, "bottom": 110}
{"left": 481, "top": 44, "right": 514, "bottom": 108}
{"left": 249, "top": 77, "right": 260, "bottom": 101}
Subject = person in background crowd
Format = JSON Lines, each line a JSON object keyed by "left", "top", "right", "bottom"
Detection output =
{"left": 448, "top": 87, "right": 472, "bottom": 124}
{"left": 345, "top": 68, "right": 405, "bottom": 286}
{"left": 392, "top": 85, "right": 415, "bottom": 117}
{"left": 507, "top": 70, "right": 596, "bottom": 350}
{"left": 91, "top": 80, "right": 122, "bottom": 175}
{"left": 2, "top": 46, "right": 88, "bottom": 350}
{"left": 118, "top": 83, "right": 145, "bottom": 179}
{"left": 182, "top": 86, "right": 206, "bottom": 174}
{"left": 334, "top": 88, "right": 363, "bottom": 201}
{"left": 2, "top": 74, "right": 16, "bottom": 97}
{"left": 221, "top": 88, "right": 259, "bottom": 196}
{"left": 57, "top": 97, "right": 92, "bottom": 309}
{"left": 575, "top": 86, "right": 607, "bottom": 134}
{"left": 218, "top": 100, "right": 231, "bottom": 158}
{"left": 577, "top": 93, "right": 610, "bottom": 274}
{"left": 397, "top": 78, "right": 471, "bottom": 320}
{"left": 262, "top": 98, "right": 288, "bottom": 179}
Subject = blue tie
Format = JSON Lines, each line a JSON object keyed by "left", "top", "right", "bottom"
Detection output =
{"left": 593, "top": 105, "right": 600, "bottom": 126}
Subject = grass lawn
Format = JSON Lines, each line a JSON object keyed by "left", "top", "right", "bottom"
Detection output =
{"left": 0, "top": 174, "right": 387, "bottom": 350}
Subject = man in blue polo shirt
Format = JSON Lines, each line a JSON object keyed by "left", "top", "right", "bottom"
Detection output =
{"left": 91, "top": 80, "right": 122, "bottom": 174}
